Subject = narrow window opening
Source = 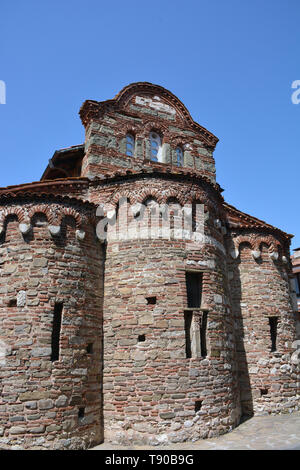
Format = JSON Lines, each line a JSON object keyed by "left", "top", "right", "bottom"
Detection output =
{"left": 269, "top": 317, "right": 278, "bottom": 352}
{"left": 78, "top": 407, "right": 85, "bottom": 419}
{"left": 186, "top": 272, "right": 202, "bottom": 308}
{"left": 150, "top": 132, "right": 162, "bottom": 162}
{"left": 260, "top": 388, "right": 268, "bottom": 396}
{"left": 126, "top": 133, "right": 135, "bottom": 157}
{"left": 185, "top": 272, "right": 207, "bottom": 359}
{"left": 176, "top": 146, "right": 184, "bottom": 167}
{"left": 200, "top": 311, "right": 208, "bottom": 358}
{"left": 86, "top": 343, "right": 93, "bottom": 354}
{"left": 146, "top": 296, "right": 156, "bottom": 305}
{"left": 8, "top": 299, "right": 17, "bottom": 307}
{"left": 138, "top": 334, "right": 145, "bottom": 342}
{"left": 192, "top": 200, "right": 202, "bottom": 232}
{"left": 51, "top": 302, "right": 63, "bottom": 362}
{"left": 294, "top": 273, "right": 300, "bottom": 296}
{"left": 184, "top": 311, "right": 192, "bottom": 358}
{"left": 195, "top": 400, "right": 203, "bottom": 412}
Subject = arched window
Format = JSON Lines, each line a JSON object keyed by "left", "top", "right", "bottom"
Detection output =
{"left": 126, "top": 134, "right": 135, "bottom": 157}
{"left": 150, "top": 132, "right": 162, "bottom": 162}
{"left": 176, "top": 147, "right": 184, "bottom": 167}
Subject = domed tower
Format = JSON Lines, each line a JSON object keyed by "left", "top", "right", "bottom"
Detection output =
{"left": 79, "top": 82, "right": 242, "bottom": 444}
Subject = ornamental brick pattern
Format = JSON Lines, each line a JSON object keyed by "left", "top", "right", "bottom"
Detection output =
{"left": 0, "top": 82, "right": 299, "bottom": 449}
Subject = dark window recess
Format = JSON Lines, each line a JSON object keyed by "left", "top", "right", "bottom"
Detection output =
{"left": 78, "top": 407, "right": 85, "bottom": 419}
{"left": 101, "top": 243, "right": 107, "bottom": 262}
{"left": 195, "top": 400, "right": 203, "bottom": 412}
{"left": 8, "top": 299, "right": 17, "bottom": 307}
{"left": 269, "top": 317, "right": 278, "bottom": 352}
{"left": 51, "top": 302, "right": 63, "bottom": 362}
{"left": 185, "top": 272, "right": 202, "bottom": 308}
{"left": 184, "top": 311, "right": 192, "bottom": 358}
{"left": 192, "top": 201, "right": 202, "bottom": 232}
{"left": 138, "top": 334, "right": 145, "bottom": 342}
{"left": 192, "top": 204, "right": 197, "bottom": 232}
{"left": 200, "top": 311, "right": 208, "bottom": 358}
{"left": 86, "top": 343, "right": 93, "bottom": 354}
{"left": 295, "top": 273, "right": 300, "bottom": 296}
{"left": 260, "top": 388, "right": 268, "bottom": 396}
{"left": 146, "top": 296, "right": 156, "bottom": 305}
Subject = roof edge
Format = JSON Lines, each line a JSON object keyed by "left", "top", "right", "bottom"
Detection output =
{"left": 79, "top": 82, "right": 219, "bottom": 149}
{"left": 224, "top": 202, "right": 293, "bottom": 240}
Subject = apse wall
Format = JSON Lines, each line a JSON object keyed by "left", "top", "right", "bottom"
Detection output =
{"left": 95, "top": 178, "right": 241, "bottom": 445}
{"left": 0, "top": 197, "right": 103, "bottom": 450}
{"left": 228, "top": 232, "right": 300, "bottom": 417}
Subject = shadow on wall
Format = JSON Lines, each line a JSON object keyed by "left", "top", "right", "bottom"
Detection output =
{"left": 230, "top": 243, "right": 254, "bottom": 419}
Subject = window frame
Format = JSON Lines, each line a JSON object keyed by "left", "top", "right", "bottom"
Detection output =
{"left": 150, "top": 131, "right": 162, "bottom": 162}
{"left": 126, "top": 133, "right": 135, "bottom": 157}
{"left": 176, "top": 146, "right": 184, "bottom": 167}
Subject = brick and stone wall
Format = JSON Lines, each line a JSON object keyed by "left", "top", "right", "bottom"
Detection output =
{"left": 80, "top": 83, "right": 218, "bottom": 184}
{"left": 227, "top": 232, "right": 299, "bottom": 417}
{"left": 86, "top": 177, "right": 241, "bottom": 444}
{"left": 101, "top": 228, "right": 240, "bottom": 445}
{"left": 0, "top": 197, "right": 103, "bottom": 449}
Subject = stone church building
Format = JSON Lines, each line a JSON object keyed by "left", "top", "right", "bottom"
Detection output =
{"left": 0, "top": 82, "right": 299, "bottom": 449}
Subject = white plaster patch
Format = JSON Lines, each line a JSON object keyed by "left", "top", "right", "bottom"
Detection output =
{"left": 19, "top": 223, "right": 31, "bottom": 235}
{"left": 198, "top": 260, "right": 215, "bottom": 269}
{"left": 251, "top": 250, "right": 261, "bottom": 260}
{"left": 75, "top": 230, "right": 86, "bottom": 241}
{"left": 0, "top": 340, "right": 7, "bottom": 366}
{"left": 136, "top": 96, "right": 176, "bottom": 115}
{"left": 183, "top": 143, "right": 192, "bottom": 150}
{"left": 17, "top": 290, "right": 26, "bottom": 307}
{"left": 214, "top": 294, "right": 223, "bottom": 304}
{"left": 269, "top": 251, "right": 279, "bottom": 261}
{"left": 49, "top": 225, "right": 61, "bottom": 236}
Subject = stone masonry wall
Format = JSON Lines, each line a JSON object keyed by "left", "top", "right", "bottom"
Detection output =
{"left": 228, "top": 235, "right": 300, "bottom": 417}
{"left": 81, "top": 93, "right": 216, "bottom": 183}
{"left": 0, "top": 198, "right": 103, "bottom": 449}
{"left": 87, "top": 177, "right": 241, "bottom": 444}
{"left": 102, "top": 238, "right": 240, "bottom": 445}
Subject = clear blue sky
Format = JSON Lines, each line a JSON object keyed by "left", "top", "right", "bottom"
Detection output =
{"left": 1, "top": 0, "right": 299, "bottom": 249}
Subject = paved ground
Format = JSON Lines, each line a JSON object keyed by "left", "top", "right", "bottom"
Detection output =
{"left": 92, "top": 411, "right": 300, "bottom": 450}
